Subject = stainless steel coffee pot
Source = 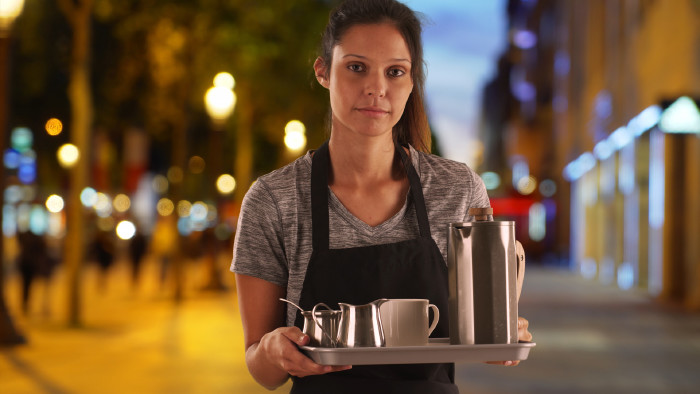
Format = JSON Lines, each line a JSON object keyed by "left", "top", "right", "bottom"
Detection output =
{"left": 447, "top": 207, "right": 524, "bottom": 345}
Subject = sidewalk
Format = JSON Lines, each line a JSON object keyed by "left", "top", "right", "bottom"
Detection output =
{"left": 455, "top": 266, "right": 700, "bottom": 393}
{"left": 1, "top": 254, "right": 291, "bottom": 394}
{"left": 2, "top": 257, "right": 699, "bottom": 393}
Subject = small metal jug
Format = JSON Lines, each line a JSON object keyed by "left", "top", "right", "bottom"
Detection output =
{"left": 303, "top": 306, "right": 341, "bottom": 347}
{"left": 314, "top": 299, "right": 388, "bottom": 348}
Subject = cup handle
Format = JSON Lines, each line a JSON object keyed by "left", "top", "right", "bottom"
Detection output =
{"left": 427, "top": 304, "right": 439, "bottom": 336}
{"left": 515, "top": 241, "right": 526, "bottom": 302}
{"left": 311, "top": 302, "right": 336, "bottom": 347}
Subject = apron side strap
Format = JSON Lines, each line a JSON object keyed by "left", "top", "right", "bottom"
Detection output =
{"left": 396, "top": 143, "right": 432, "bottom": 238}
{"left": 311, "top": 141, "right": 331, "bottom": 251}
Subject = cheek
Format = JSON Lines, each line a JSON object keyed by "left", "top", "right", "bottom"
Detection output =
{"left": 393, "top": 86, "right": 413, "bottom": 113}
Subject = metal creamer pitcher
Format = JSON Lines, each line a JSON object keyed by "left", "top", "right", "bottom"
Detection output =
{"left": 447, "top": 208, "right": 524, "bottom": 345}
{"left": 312, "top": 299, "right": 388, "bottom": 348}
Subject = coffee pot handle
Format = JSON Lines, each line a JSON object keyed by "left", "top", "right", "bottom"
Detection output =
{"left": 311, "top": 302, "right": 336, "bottom": 347}
{"left": 427, "top": 304, "right": 440, "bottom": 336}
{"left": 515, "top": 240, "right": 526, "bottom": 302}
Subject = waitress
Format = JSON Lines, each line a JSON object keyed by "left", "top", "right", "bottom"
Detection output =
{"left": 232, "top": 0, "right": 532, "bottom": 392}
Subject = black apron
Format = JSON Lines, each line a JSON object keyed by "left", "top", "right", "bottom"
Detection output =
{"left": 291, "top": 141, "right": 458, "bottom": 394}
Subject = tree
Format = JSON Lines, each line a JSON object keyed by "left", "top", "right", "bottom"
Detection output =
{"left": 57, "top": 0, "right": 94, "bottom": 326}
{"left": 0, "top": 25, "right": 26, "bottom": 346}
{"left": 7, "top": 0, "right": 336, "bottom": 310}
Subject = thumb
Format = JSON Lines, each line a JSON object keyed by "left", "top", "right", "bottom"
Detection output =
{"left": 282, "top": 326, "right": 308, "bottom": 346}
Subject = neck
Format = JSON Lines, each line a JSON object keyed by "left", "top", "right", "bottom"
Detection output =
{"left": 327, "top": 133, "right": 402, "bottom": 187}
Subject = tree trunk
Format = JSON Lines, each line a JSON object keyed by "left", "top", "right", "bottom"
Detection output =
{"left": 60, "top": 0, "right": 94, "bottom": 327}
{"left": 234, "top": 82, "right": 253, "bottom": 204}
{"left": 0, "top": 34, "right": 26, "bottom": 346}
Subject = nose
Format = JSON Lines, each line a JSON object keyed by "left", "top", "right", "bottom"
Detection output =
{"left": 365, "top": 72, "right": 386, "bottom": 97}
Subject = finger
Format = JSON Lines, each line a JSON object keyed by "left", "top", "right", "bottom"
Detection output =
{"left": 485, "top": 360, "right": 519, "bottom": 366}
{"left": 517, "top": 317, "right": 532, "bottom": 342}
{"left": 518, "top": 317, "right": 529, "bottom": 329}
{"left": 280, "top": 327, "right": 308, "bottom": 346}
{"left": 279, "top": 335, "right": 351, "bottom": 377}
{"left": 286, "top": 352, "right": 352, "bottom": 377}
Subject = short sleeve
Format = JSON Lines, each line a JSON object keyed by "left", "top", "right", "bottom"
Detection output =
{"left": 231, "top": 179, "right": 288, "bottom": 286}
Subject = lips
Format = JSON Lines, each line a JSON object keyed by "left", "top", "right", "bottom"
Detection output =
{"left": 356, "top": 106, "right": 389, "bottom": 117}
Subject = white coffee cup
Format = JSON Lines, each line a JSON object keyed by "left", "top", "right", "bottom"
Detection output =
{"left": 379, "top": 299, "right": 439, "bottom": 347}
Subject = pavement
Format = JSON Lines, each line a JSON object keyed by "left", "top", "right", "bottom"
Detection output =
{"left": 1, "top": 253, "right": 699, "bottom": 393}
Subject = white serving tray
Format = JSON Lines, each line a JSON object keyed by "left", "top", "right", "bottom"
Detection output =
{"left": 301, "top": 338, "right": 535, "bottom": 366}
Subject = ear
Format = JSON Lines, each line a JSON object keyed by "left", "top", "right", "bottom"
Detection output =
{"left": 313, "top": 57, "right": 330, "bottom": 89}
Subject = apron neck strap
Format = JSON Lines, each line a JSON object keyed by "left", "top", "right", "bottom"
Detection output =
{"left": 311, "top": 140, "right": 432, "bottom": 252}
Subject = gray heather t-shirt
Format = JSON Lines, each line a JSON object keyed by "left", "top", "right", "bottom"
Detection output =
{"left": 231, "top": 145, "right": 491, "bottom": 326}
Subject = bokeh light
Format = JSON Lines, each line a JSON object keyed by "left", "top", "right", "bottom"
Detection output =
{"left": 29, "top": 204, "right": 48, "bottom": 235}
{"left": 480, "top": 171, "right": 501, "bottom": 190}
{"left": 188, "top": 156, "right": 205, "bottom": 174}
{"left": 516, "top": 175, "right": 538, "bottom": 195}
{"left": 80, "top": 187, "right": 98, "bottom": 207}
{"left": 167, "top": 166, "right": 183, "bottom": 184}
{"left": 284, "top": 120, "right": 307, "bottom": 152}
{"left": 156, "top": 198, "right": 175, "bottom": 216}
{"left": 95, "top": 192, "right": 113, "bottom": 217}
{"left": 45, "top": 194, "right": 65, "bottom": 213}
{"left": 216, "top": 174, "right": 236, "bottom": 195}
{"left": 177, "top": 200, "right": 192, "bottom": 217}
{"left": 97, "top": 217, "right": 115, "bottom": 232}
{"left": 152, "top": 174, "right": 169, "bottom": 194}
{"left": 205, "top": 86, "right": 236, "bottom": 122}
{"left": 57, "top": 143, "right": 80, "bottom": 168}
{"left": 4, "top": 149, "right": 21, "bottom": 169}
{"left": 190, "top": 201, "right": 208, "bottom": 222}
{"left": 213, "top": 72, "right": 235, "bottom": 89}
{"left": 45, "top": 118, "right": 63, "bottom": 136}
{"left": 11, "top": 127, "right": 32, "bottom": 153}
{"left": 539, "top": 179, "right": 557, "bottom": 197}
{"left": 5, "top": 185, "right": 22, "bottom": 204}
{"left": 113, "top": 193, "right": 131, "bottom": 213}
{"left": 116, "top": 220, "right": 136, "bottom": 240}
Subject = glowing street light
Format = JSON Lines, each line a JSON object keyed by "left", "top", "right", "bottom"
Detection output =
{"left": 57, "top": 143, "right": 80, "bottom": 168}
{"left": 45, "top": 194, "right": 65, "bottom": 213}
{"left": 216, "top": 174, "right": 236, "bottom": 195}
{"left": 0, "top": 0, "right": 25, "bottom": 34}
{"left": 204, "top": 72, "right": 236, "bottom": 127}
{"left": 116, "top": 220, "right": 136, "bottom": 240}
{"left": 284, "top": 120, "right": 306, "bottom": 153}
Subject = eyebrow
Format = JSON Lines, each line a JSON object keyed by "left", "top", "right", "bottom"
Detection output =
{"left": 343, "top": 54, "right": 412, "bottom": 63}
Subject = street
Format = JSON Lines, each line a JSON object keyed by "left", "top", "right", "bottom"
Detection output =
{"left": 2, "top": 253, "right": 699, "bottom": 393}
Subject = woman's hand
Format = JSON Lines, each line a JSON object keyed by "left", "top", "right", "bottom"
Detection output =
{"left": 237, "top": 274, "right": 351, "bottom": 389}
{"left": 486, "top": 316, "right": 532, "bottom": 367}
{"left": 257, "top": 326, "right": 352, "bottom": 378}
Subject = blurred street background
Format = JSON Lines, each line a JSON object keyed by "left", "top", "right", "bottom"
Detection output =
{"left": 1, "top": 0, "right": 699, "bottom": 393}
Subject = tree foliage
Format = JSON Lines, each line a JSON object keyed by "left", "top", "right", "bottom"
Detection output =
{"left": 12, "top": 0, "right": 337, "bottom": 198}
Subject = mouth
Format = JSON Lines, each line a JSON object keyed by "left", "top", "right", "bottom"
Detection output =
{"left": 356, "top": 106, "right": 389, "bottom": 118}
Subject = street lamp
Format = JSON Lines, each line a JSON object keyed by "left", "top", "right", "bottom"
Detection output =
{"left": 203, "top": 72, "right": 236, "bottom": 198}
{"left": 0, "top": 0, "right": 25, "bottom": 34}
{"left": 204, "top": 72, "right": 236, "bottom": 128}
{"left": 284, "top": 120, "right": 307, "bottom": 153}
{"left": 202, "top": 72, "right": 236, "bottom": 291}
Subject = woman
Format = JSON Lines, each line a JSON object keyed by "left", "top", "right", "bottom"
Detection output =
{"left": 232, "top": 0, "right": 532, "bottom": 392}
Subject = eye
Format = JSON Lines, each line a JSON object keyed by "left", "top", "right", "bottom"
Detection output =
{"left": 347, "top": 63, "right": 365, "bottom": 72}
{"left": 387, "top": 68, "right": 406, "bottom": 78}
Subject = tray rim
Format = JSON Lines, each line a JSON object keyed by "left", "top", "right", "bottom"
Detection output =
{"left": 301, "top": 338, "right": 536, "bottom": 366}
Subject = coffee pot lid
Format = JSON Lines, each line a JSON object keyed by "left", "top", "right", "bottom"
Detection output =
{"left": 468, "top": 207, "right": 493, "bottom": 221}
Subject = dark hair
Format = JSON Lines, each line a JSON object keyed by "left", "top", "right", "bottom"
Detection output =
{"left": 319, "top": 0, "right": 431, "bottom": 153}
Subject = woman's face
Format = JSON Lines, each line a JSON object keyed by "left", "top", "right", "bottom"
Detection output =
{"left": 315, "top": 23, "right": 414, "bottom": 141}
